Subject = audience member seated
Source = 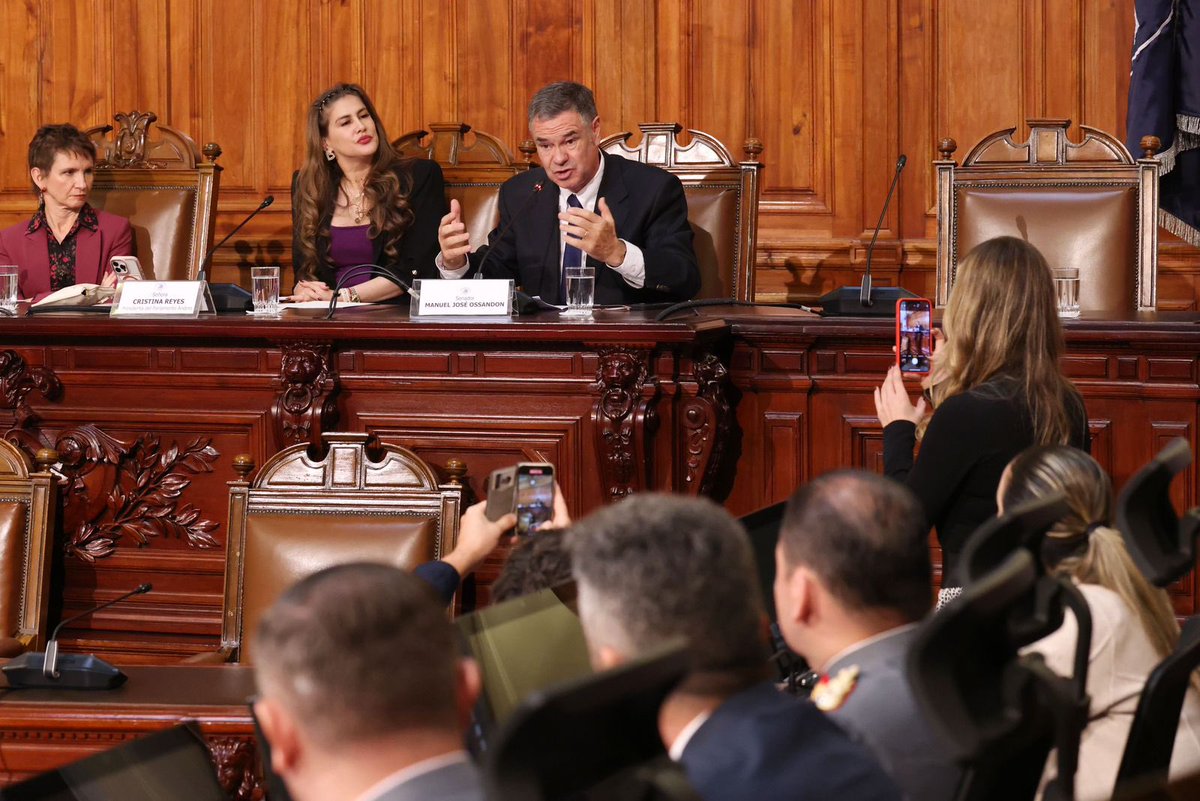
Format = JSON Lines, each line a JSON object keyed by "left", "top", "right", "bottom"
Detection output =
{"left": 253, "top": 562, "right": 484, "bottom": 801}
{"left": 436, "top": 81, "right": 701, "bottom": 305}
{"left": 1000, "top": 445, "right": 1200, "bottom": 801}
{"left": 774, "top": 470, "right": 963, "bottom": 801}
{"left": 291, "top": 83, "right": 446, "bottom": 303}
{"left": 568, "top": 493, "right": 902, "bottom": 801}
{"left": 0, "top": 124, "right": 133, "bottom": 302}
{"left": 875, "top": 236, "right": 1088, "bottom": 605}
{"left": 491, "top": 528, "right": 573, "bottom": 603}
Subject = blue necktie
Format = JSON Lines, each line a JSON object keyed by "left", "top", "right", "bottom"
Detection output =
{"left": 560, "top": 194, "right": 583, "bottom": 303}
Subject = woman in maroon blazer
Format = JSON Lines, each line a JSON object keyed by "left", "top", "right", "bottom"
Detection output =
{"left": 0, "top": 124, "right": 133, "bottom": 302}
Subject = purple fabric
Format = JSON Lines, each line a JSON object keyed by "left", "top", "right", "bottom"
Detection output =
{"left": 329, "top": 224, "right": 374, "bottom": 287}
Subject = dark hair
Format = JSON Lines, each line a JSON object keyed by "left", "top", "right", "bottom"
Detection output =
{"left": 779, "top": 470, "right": 932, "bottom": 622}
{"left": 527, "top": 81, "right": 598, "bottom": 125}
{"left": 492, "top": 529, "right": 574, "bottom": 603}
{"left": 294, "top": 83, "right": 415, "bottom": 281}
{"left": 569, "top": 494, "right": 769, "bottom": 683}
{"left": 253, "top": 562, "right": 459, "bottom": 745}
{"left": 28, "top": 124, "right": 96, "bottom": 196}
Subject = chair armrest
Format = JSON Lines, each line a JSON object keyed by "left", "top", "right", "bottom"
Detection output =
{"left": 0, "top": 637, "right": 26, "bottom": 658}
{"left": 180, "top": 646, "right": 235, "bottom": 665}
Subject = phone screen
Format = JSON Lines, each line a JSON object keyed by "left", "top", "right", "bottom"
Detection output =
{"left": 515, "top": 465, "right": 554, "bottom": 535}
{"left": 897, "top": 299, "right": 932, "bottom": 374}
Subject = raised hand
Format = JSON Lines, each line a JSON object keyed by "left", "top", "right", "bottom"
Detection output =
{"left": 558, "top": 196, "right": 626, "bottom": 266}
{"left": 438, "top": 198, "right": 471, "bottom": 270}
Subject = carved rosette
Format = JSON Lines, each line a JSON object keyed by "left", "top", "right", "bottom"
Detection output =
{"left": 0, "top": 349, "right": 63, "bottom": 453}
{"left": 591, "top": 348, "right": 660, "bottom": 499}
{"left": 680, "top": 352, "right": 733, "bottom": 496}
{"left": 272, "top": 342, "right": 340, "bottom": 447}
{"left": 208, "top": 736, "right": 265, "bottom": 801}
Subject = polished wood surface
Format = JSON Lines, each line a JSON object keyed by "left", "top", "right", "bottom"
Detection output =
{"left": 0, "top": 664, "right": 261, "bottom": 797}
{"left": 2, "top": 306, "right": 1199, "bottom": 663}
{"left": 2, "top": 2, "right": 1196, "bottom": 305}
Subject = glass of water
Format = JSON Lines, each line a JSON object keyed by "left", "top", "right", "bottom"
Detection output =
{"left": 1053, "top": 267, "right": 1080, "bottom": 319}
{"left": 0, "top": 265, "right": 18, "bottom": 313}
{"left": 250, "top": 265, "right": 280, "bottom": 316}
{"left": 563, "top": 264, "right": 595, "bottom": 318}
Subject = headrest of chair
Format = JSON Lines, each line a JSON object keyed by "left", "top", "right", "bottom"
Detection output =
{"left": 957, "top": 493, "right": 1071, "bottom": 586}
{"left": 484, "top": 642, "right": 689, "bottom": 801}
{"left": 908, "top": 550, "right": 1039, "bottom": 759}
{"left": 1116, "top": 437, "right": 1200, "bottom": 587}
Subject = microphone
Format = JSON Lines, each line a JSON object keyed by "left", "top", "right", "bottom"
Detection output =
{"left": 817, "top": 155, "right": 916, "bottom": 316}
{"left": 324, "top": 263, "right": 417, "bottom": 319}
{"left": 198, "top": 196, "right": 274, "bottom": 282}
{"left": 2, "top": 583, "right": 152, "bottom": 690}
{"left": 473, "top": 181, "right": 544, "bottom": 280}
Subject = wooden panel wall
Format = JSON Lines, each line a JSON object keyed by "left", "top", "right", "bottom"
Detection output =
{"left": 2, "top": 1, "right": 1197, "bottom": 304}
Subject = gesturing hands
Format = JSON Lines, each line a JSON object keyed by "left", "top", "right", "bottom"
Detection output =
{"left": 559, "top": 197, "right": 626, "bottom": 266}
{"left": 438, "top": 198, "right": 471, "bottom": 270}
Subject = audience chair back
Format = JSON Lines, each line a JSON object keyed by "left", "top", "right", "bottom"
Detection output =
{"left": 0, "top": 444, "right": 57, "bottom": 657}
{"left": 599, "top": 124, "right": 763, "bottom": 302}
{"left": 936, "top": 118, "right": 1160, "bottom": 311}
{"left": 394, "top": 122, "right": 532, "bottom": 264}
{"left": 85, "top": 111, "right": 221, "bottom": 281}
{"left": 220, "top": 433, "right": 462, "bottom": 664}
{"left": 1115, "top": 436, "right": 1200, "bottom": 586}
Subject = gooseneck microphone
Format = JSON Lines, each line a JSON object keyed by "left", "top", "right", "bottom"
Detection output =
{"left": 859, "top": 155, "right": 907, "bottom": 307}
{"left": 2, "top": 583, "right": 152, "bottom": 690}
{"left": 473, "top": 181, "right": 544, "bottom": 280}
{"left": 198, "top": 196, "right": 275, "bottom": 282}
{"left": 816, "top": 154, "right": 915, "bottom": 317}
{"left": 325, "top": 263, "right": 415, "bottom": 319}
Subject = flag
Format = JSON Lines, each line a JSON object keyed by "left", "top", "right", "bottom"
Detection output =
{"left": 1126, "top": 0, "right": 1200, "bottom": 246}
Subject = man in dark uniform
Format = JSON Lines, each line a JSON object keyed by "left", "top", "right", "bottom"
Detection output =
{"left": 569, "top": 494, "right": 901, "bottom": 801}
{"left": 436, "top": 81, "right": 700, "bottom": 305}
{"left": 774, "top": 470, "right": 963, "bottom": 801}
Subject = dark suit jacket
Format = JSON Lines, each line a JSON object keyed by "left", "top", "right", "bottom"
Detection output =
{"left": 470, "top": 152, "right": 700, "bottom": 305}
{"left": 0, "top": 208, "right": 133, "bottom": 302}
{"left": 291, "top": 158, "right": 447, "bottom": 290}
{"left": 680, "top": 682, "right": 902, "bottom": 801}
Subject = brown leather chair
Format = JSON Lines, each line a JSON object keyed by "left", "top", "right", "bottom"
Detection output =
{"left": 85, "top": 111, "right": 222, "bottom": 281}
{"left": 217, "top": 433, "right": 462, "bottom": 664}
{"left": 600, "top": 123, "right": 764, "bottom": 302}
{"left": 0, "top": 444, "right": 57, "bottom": 658}
{"left": 394, "top": 122, "right": 532, "bottom": 255}
{"left": 936, "top": 118, "right": 1160, "bottom": 312}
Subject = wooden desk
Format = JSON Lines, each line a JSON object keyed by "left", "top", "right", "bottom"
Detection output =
{"left": 2, "top": 306, "right": 1199, "bottom": 657}
{"left": 0, "top": 664, "right": 260, "bottom": 798}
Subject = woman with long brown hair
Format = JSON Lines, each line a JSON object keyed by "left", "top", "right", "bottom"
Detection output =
{"left": 874, "top": 236, "right": 1089, "bottom": 602}
{"left": 999, "top": 445, "right": 1200, "bottom": 800}
{"left": 291, "top": 83, "right": 445, "bottom": 302}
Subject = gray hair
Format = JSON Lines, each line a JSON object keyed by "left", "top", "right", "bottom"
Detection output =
{"left": 528, "top": 81, "right": 598, "bottom": 125}
{"left": 569, "top": 494, "right": 769, "bottom": 676}
{"left": 253, "top": 562, "right": 459, "bottom": 747}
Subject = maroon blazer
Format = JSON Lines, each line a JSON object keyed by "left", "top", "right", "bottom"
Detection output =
{"left": 0, "top": 208, "right": 134, "bottom": 302}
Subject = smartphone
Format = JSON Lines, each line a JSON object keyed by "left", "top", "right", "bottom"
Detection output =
{"left": 110, "top": 256, "right": 144, "bottom": 281}
{"left": 485, "top": 462, "right": 555, "bottom": 536}
{"left": 896, "top": 297, "right": 933, "bottom": 374}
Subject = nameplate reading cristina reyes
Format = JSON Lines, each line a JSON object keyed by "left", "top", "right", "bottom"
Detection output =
{"left": 111, "top": 281, "right": 206, "bottom": 318}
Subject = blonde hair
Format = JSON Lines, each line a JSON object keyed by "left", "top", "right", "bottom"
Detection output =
{"left": 934, "top": 237, "right": 1081, "bottom": 444}
{"left": 1001, "top": 445, "right": 1181, "bottom": 663}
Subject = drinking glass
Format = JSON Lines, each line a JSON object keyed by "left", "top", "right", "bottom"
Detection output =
{"left": 0, "top": 265, "right": 17, "bottom": 313}
{"left": 250, "top": 265, "right": 280, "bottom": 316}
{"left": 1053, "top": 267, "right": 1080, "bottom": 319}
{"left": 563, "top": 265, "right": 595, "bottom": 318}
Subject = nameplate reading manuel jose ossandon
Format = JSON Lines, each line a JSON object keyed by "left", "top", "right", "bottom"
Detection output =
{"left": 413, "top": 279, "right": 514, "bottom": 317}
{"left": 110, "top": 281, "right": 205, "bottom": 318}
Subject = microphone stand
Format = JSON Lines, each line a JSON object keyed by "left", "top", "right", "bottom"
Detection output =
{"left": 324, "top": 263, "right": 415, "bottom": 320}
{"left": 860, "top": 155, "right": 907, "bottom": 307}
{"left": 198, "top": 196, "right": 274, "bottom": 283}
{"left": 473, "top": 181, "right": 544, "bottom": 280}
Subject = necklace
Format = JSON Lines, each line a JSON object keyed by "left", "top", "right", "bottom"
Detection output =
{"left": 342, "top": 179, "right": 367, "bottom": 224}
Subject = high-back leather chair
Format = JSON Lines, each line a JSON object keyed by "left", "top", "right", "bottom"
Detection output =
{"left": 219, "top": 433, "right": 462, "bottom": 664}
{"left": 936, "top": 118, "right": 1160, "bottom": 312}
{"left": 85, "top": 111, "right": 222, "bottom": 281}
{"left": 600, "top": 124, "right": 763, "bottom": 302}
{"left": 0, "top": 444, "right": 57, "bottom": 657}
{"left": 394, "top": 122, "right": 532, "bottom": 255}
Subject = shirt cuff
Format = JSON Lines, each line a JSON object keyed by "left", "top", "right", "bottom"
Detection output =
{"left": 435, "top": 252, "right": 470, "bottom": 279}
{"left": 607, "top": 240, "right": 645, "bottom": 288}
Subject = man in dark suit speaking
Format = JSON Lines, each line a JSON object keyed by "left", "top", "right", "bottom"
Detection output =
{"left": 437, "top": 81, "right": 701, "bottom": 305}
